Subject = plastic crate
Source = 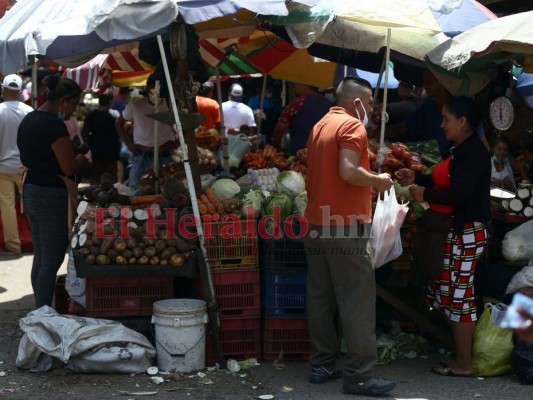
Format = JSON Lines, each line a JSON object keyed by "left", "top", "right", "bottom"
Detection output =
{"left": 85, "top": 275, "right": 174, "bottom": 317}
{"left": 67, "top": 298, "right": 87, "bottom": 317}
{"left": 205, "top": 317, "right": 261, "bottom": 364}
{"left": 262, "top": 271, "right": 307, "bottom": 317}
{"left": 200, "top": 268, "right": 260, "bottom": 318}
{"left": 259, "top": 237, "right": 307, "bottom": 272}
{"left": 204, "top": 219, "right": 258, "bottom": 269}
{"left": 262, "top": 317, "right": 311, "bottom": 362}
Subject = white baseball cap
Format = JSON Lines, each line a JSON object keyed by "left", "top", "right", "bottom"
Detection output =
{"left": 230, "top": 83, "right": 243, "bottom": 96}
{"left": 2, "top": 74, "right": 23, "bottom": 91}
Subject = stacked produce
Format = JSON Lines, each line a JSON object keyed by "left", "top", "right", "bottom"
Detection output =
{"left": 71, "top": 176, "right": 193, "bottom": 268}
{"left": 369, "top": 142, "right": 425, "bottom": 174}
{"left": 288, "top": 148, "right": 307, "bottom": 175}
{"left": 194, "top": 126, "right": 221, "bottom": 152}
{"left": 243, "top": 144, "right": 288, "bottom": 170}
{"left": 173, "top": 146, "right": 217, "bottom": 167}
{"left": 248, "top": 168, "right": 280, "bottom": 192}
{"left": 500, "top": 185, "right": 533, "bottom": 217}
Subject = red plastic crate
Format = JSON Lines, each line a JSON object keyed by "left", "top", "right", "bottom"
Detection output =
{"left": 198, "top": 268, "right": 260, "bottom": 318}
{"left": 67, "top": 298, "right": 87, "bottom": 317}
{"left": 85, "top": 275, "right": 174, "bottom": 317}
{"left": 204, "top": 219, "right": 258, "bottom": 269}
{"left": 262, "top": 317, "right": 311, "bottom": 362}
{"left": 206, "top": 317, "right": 261, "bottom": 364}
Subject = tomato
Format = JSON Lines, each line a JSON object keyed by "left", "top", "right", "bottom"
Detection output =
{"left": 409, "top": 164, "right": 425, "bottom": 173}
{"left": 390, "top": 143, "right": 410, "bottom": 160}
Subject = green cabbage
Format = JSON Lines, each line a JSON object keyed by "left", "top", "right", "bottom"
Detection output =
{"left": 293, "top": 191, "right": 307, "bottom": 215}
{"left": 237, "top": 189, "right": 265, "bottom": 218}
{"left": 262, "top": 193, "right": 293, "bottom": 222}
{"left": 275, "top": 170, "right": 306, "bottom": 198}
{"left": 211, "top": 178, "right": 240, "bottom": 200}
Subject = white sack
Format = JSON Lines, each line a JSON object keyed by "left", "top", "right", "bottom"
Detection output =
{"left": 16, "top": 306, "right": 155, "bottom": 374}
{"left": 502, "top": 220, "right": 533, "bottom": 262}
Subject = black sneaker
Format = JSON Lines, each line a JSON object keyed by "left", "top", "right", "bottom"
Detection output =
{"left": 309, "top": 365, "right": 343, "bottom": 384}
{"left": 343, "top": 377, "right": 396, "bottom": 396}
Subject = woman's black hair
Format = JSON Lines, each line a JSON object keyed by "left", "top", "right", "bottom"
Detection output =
{"left": 492, "top": 134, "right": 510, "bottom": 149}
{"left": 443, "top": 96, "right": 481, "bottom": 134}
{"left": 43, "top": 75, "right": 82, "bottom": 102}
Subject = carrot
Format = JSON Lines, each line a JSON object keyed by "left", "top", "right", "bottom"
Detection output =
{"left": 197, "top": 200, "right": 208, "bottom": 215}
{"left": 200, "top": 194, "right": 216, "bottom": 214}
{"left": 221, "top": 198, "right": 242, "bottom": 213}
{"left": 129, "top": 194, "right": 164, "bottom": 205}
{"left": 205, "top": 187, "right": 225, "bottom": 214}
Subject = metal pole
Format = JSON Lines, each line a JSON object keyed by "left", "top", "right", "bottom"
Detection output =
{"left": 215, "top": 66, "right": 229, "bottom": 173}
{"left": 153, "top": 80, "right": 160, "bottom": 194}
{"left": 31, "top": 60, "right": 37, "bottom": 109}
{"left": 378, "top": 29, "right": 392, "bottom": 173}
{"left": 156, "top": 35, "right": 223, "bottom": 365}
{"left": 257, "top": 74, "right": 267, "bottom": 141}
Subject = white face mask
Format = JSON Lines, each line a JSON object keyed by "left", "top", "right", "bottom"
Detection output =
{"left": 353, "top": 98, "right": 369, "bottom": 126}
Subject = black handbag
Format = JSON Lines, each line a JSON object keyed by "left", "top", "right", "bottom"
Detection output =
{"left": 412, "top": 209, "right": 453, "bottom": 279}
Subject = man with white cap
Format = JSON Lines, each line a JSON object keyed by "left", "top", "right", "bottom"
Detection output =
{"left": 221, "top": 83, "right": 256, "bottom": 134}
{"left": 0, "top": 74, "right": 33, "bottom": 254}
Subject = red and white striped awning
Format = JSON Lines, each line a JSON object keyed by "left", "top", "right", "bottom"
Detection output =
{"left": 62, "top": 54, "right": 107, "bottom": 91}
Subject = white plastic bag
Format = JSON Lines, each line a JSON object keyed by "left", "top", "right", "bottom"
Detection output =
{"left": 65, "top": 250, "right": 86, "bottom": 308}
{"left": 502, "top": 221, "right": 533, "bottom": 261}
{"left": 370, "top": 186, "right": 409, "bottom": 268}
{"left": 506, "top": 259, "right": 533, "bottom": 294}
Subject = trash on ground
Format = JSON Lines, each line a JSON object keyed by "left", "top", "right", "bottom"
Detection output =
{"left": 0, "top": 371, "right": 7, "bottom": 377}
{"left": 257, "top": 395, "right": 274, "bottom": 400}
{"left": 376, "top": 321, "right": 429, "bottom": 365}
{"left": 227, "top": 359, "right": 241, "bottom": 373}
{"left": 147, "top": 367, "right": 158, "bottom": 376}
{"left": 149, "top": 377, "right": 165, "bottom": 385}
{"left": 282, "top": 385, "right": 293, "bottom": 392}
{"left": 238, "top": 358, "right": 260, "bottom": 370}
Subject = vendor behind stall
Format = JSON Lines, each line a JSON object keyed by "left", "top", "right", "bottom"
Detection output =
{"left": 116, "top": 74, "right": 177, "bottom": 190}
{"left": 490, "top": 135, "right": 526, "bottom": 191}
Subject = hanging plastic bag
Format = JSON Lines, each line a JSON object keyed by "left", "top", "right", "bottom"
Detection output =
{"left": 472, "top": 304, "right": 514, "bottom": 377}
{"left": 370, "top": 186, "right": 409, "bottom": 268}
{"left": 65, "top": 250, "right": 86, "bottom": 308}
{"left": 218, "top": 133, "right": 252, "bottom": 169}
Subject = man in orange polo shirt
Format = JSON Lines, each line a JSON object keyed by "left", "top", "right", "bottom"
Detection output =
{"left": 304, "top": 76, "right": 395, "bottom": 396}
{"left": 196, "top": 81, "right": 221, "bottom": 132}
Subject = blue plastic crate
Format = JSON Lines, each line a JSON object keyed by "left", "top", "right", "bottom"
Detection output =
{"left": 259, "top": 237, "right": 308, "bottom": 272}
{"left": 262, "top": 270, "right": 307, "bottom": 317}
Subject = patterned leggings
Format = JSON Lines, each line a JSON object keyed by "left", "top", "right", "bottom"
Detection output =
{"left": 426, "top": 222, "right": 487, "bottom": 323}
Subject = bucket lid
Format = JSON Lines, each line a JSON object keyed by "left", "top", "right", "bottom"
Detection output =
{"left": 153, "top": 299, "right": 206, "bottom": 315}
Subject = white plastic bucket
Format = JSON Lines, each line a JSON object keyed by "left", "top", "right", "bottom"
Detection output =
{"left": 151, "top": 299, "right": 208, "bottom": 373}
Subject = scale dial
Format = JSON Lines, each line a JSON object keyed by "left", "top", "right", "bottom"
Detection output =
{"left": 489, "top": 96, "right": 514, "bottom": 131}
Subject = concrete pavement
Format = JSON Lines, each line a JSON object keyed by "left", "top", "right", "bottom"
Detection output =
{"left": 0, "top": 252, "right": 67, "bottom": 310}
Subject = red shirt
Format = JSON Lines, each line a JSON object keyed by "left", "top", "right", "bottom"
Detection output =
{"left": 429, "top": 156, "right": 452, "bottom": 214}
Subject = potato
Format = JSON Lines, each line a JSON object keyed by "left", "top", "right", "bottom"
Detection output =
{"left": 96, "top": 255, "right": 111, "bottom": 265}
{"left": 137, "top": 242, "right": 146, "bottom": 249}
{"left": 113, "top": 238, "right": 127, "bottom": 252}
{"left": 126, "top": 238, "right": 138, "bottom": 249}
{"left": 160, "top": 259, "right": 169, "bottom": 266}
{"left": 121, "top": 249, "right": 133, "bottom": 259}
{"left": 138, "top": 255, "right": 149, "bottom": 265}
{"left": 84, "top": 254, "right": 96, "bottom": 265}
{"left": 115, "top": 255, "right": 128, "bottom": 265}
{"left": 92, "top": 238, "right": 102, "bottom": 247}
{"left": 150, "top": 256, "right": 160, "bottom": 265}
{"left": 143, "top": 237, "right": 155, "bottom": 246}
{"left": 144, "top": 246, "right": 157, "bottom": 258}
{"left": 99, "top": 238, "right": 114, "bottom": 254}
{"left": 107, "top": 249, "right": 119, "bottom": 261}
{"left": 170, "top": 253, "right": 185, "bottom": 267}
{"left": 77, "top": 247, "right": 90, "bottom": 256}
{"left": 128, "top": 257, "right": 137, "bottom": 265}
{"left": 132, "top": 247, "right": 144, "bottom": 258}
{"left": 160, "top": 247, "right": 177, "bottom": 260}
{"left": 154, "top": 239, "right": 167, "bottom": 252}
{"left": 90, "top": 246, "right": 100, "bottom": 256}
